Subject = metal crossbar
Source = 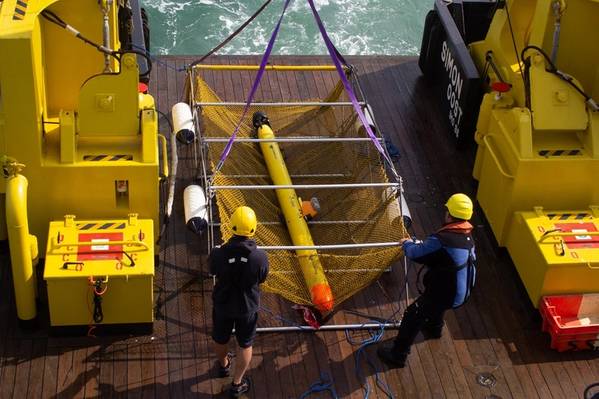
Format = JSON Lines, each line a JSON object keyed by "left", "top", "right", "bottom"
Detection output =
{"left": 195, "top": 101, "right": 364, "bottom": 107}
{"left": 202, "top": 137, "right": 381, "bottom": 143}
{"left": 207, "top": 173, "right": 348, "bottom": 179}
{"left": 191, "top": 64, "right": 345, "bottom": 71}
{"left": 210, "top": 183, "right": 400, "bottom": 190}
{"left": 258, "top": 242, "right": 401, "bottom": 250}
{"left": 209, "top": 220, "right": 371, "bottom": 226}
{"left": 255, "top": 323, "right": 401, "bottom": 333}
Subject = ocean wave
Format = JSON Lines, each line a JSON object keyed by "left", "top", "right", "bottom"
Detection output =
{"left": 141, "top": 0, "right": 432, "bottom": 56}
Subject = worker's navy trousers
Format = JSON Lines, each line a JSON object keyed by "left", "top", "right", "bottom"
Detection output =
{"left": 393, "top": 294, "right": 451, "bottom": 354}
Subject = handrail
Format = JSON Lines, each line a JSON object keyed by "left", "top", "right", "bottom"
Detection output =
{"left": 538, "top": 231, "right": 599, "bottom": 243}
{"left": 482, "top": 135, "right": 515, "bottom": 179}
{"left": 191, "top": 64, "right": 344, "bottom": 72}
{"left": 587, "top": 262, "right": 599, "bottom": 270}
{"left": 157, "top": 134, "right": 169, "bottom": 178}
{"left": 52, "top": 238, "right": 149, "bottom": 250}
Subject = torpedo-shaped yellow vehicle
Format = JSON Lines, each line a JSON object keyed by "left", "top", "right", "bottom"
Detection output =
{"left": 253, "top": 112, "right": 334, "bottom": 312}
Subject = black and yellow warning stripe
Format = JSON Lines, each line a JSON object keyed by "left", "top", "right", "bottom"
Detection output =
{"left": 76, "top": 222, "right": 127, "bottom": 231}
{"left": 546, "top": 213, "right": 593, "bottom": 220}
{"left": 538, "top": 149, "right": 582, "bottom": 157}
{"left": 83, "top": 154, "right": 133, "bottom": 162}
{"left": 13, "top": 0, "right": 28, "bottom": 20}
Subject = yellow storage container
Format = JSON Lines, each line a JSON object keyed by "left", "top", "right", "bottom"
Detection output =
{"left": 506, "top": 208, "right": 599, "bottom": 306}
{"left": 44, "top": 214, "right": 154, "bottom": 328}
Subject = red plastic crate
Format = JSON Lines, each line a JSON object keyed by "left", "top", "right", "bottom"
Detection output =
{"left": 540, "top": 294, "right": 599, "bottom": 351}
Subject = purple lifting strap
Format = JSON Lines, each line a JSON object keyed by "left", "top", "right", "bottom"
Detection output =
{"left": 214, "top": 0, "right": 292, "bottom": 172}
{"left": 306, "top": 0, "right": 395, "bottom": 169}
{"left": 214, "top": 0, "right": 395, "bottom": 178}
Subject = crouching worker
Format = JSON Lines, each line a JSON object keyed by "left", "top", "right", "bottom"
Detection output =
{"left": 377, "top": 193, "right": 476, "bottom": 368}
{"left": 210, "top": 206, "right": 269, "bottom": 397}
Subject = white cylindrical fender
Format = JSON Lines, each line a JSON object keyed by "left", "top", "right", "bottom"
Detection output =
{"left": 358, "top": 104, "right": 376, "bottom": 134}
{"left": 356, "top": 105, "right": 378, "bottom": 158}
{"left": 382, "top": 187, "right": 412, "bottom": 230}
{"left": 172, "top": 102, "right": 195, "bottom": 144}
{"left": 183, "top": 185, "right": 208, "bottom": 234}
{"left": 399, "top": 193, "right": 412, "bottom": 229}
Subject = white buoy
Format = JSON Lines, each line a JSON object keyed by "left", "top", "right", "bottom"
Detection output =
{"left": 172, "top": 102, "right": 195, "bottom": 144}
{"left": 382, "top": 187, "right": 412, "bottom": 230}
{"left": 183, "top": 185, "right": 208, "bottom": 234}
{"left": 399, "top": 193, "right": 412, "bottom": 229}
{"left": 358, "top": 104, "right": 376, "bottom": 135}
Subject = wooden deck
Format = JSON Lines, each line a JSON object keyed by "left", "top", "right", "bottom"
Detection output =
{"left": 1, "top": 55, "right": 598, "bottom": 398}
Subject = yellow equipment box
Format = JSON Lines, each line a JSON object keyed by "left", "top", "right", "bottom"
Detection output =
{"left": 44, "top": 214, "right": 154, "bottom": 327}
{"left": 506, "top": 208, "right": 599, "bottom": 306}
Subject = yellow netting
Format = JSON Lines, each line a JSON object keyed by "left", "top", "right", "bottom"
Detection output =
{"left": 193, "top": 69, "right": 407, "bottom": 308}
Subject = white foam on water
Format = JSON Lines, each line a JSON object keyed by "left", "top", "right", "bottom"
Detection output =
{"left": 141, "top": 0, "right": 432, "bottom": 55}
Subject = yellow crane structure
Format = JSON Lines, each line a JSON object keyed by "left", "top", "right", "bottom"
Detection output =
{"left": 0, "top": 0, "right": 162, "bottom": 330}
{"left": 420, "top": 0, "right": 599, "bottom": 308}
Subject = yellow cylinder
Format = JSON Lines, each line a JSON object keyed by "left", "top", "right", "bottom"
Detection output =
{"left": 6, "top": 174, "right": 37, "bottom": 322}
{"left": 257, "top": 123, "right": 334, "bottom": 312}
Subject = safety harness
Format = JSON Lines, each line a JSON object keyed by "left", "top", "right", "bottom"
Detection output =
{"left": 416, "top": 221, "right": 476, "bottom": 308}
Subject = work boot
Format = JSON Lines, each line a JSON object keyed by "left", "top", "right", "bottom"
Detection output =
{"left": 376, "top": 345, "right": 408, "bottom": 368}
{"left": 229, "top": 376, "right": 251, "bottom": 398}
{"left": 218, "top": 353, "right": 233, "bottom": 378}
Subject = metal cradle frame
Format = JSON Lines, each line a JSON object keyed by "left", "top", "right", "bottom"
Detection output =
{"left": 187, "top": 64, "right": 407, "bottom": 332}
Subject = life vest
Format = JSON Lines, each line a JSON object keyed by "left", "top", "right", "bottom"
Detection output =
{"left": 411, "top": 221, "right": 476, "bottom": 308}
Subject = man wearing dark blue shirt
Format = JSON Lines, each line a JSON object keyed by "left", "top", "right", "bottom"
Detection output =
{"left": 377, "top": 193, "right": 476, "bottom": 368}
{"left": 210, "top": 206, "right": 269, "bottom": 397}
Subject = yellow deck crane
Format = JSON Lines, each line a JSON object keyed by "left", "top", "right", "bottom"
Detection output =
{"left": 420, "top": 0, "right": 599, "bottom": 349}
{"left": 0, "top": 0, "right": 164, "bottom": 332}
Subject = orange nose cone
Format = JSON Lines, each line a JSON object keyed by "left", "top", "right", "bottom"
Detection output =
{"left": 311, "top": 283, "right": 334, "bottom": 312}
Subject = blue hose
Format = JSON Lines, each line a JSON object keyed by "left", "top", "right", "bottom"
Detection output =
{"left": 345, "top": 324, "right": 395, "bottom": 399}
{"left": 299, "top": 372, "right": 339, "bottom": 399}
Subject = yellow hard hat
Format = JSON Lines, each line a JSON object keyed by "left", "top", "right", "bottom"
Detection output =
{"left": 445, "top": 193, "right": 473, "bottom": 220}
{"left": 230, "top": 206, "right": 257, "bottom": 237}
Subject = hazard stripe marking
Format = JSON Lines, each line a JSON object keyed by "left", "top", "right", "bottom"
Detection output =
{"left": 538, "top": 149, "right": 582, "bottom": 157}
{"left": 546, "top": 213, "right": 592, "bottom": 220}
{"left": 12, "top": 0, "right": 27, "bottom": 20}
{"left": 76, "top": 222, "right": 127, "bottom": 230}
{"left": 83, "top": 154, "right": 133, "bottom": 161}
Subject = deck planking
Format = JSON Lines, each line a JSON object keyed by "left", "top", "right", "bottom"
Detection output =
{"left": 0, "top": 55, "right": 597, "bottom": 398}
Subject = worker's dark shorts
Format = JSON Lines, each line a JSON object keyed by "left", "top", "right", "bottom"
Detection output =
{"left": 212, "top": 309, "right": 258, "bottom": 348}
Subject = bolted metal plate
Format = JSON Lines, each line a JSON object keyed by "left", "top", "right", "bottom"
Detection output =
{"left": 476, "top": 372, "right": 497, "bottom": 388}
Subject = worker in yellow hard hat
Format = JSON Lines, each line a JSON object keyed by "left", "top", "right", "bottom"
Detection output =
{"left": 377, "top": 193, "right": 477, "bottom": 368}
{"left": 210, "top": 206, "right": 269, "bottom": 397}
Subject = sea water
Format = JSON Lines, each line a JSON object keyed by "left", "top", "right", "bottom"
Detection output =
{"left": 141, "top": 0, "right": 433, "bottom": 56}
